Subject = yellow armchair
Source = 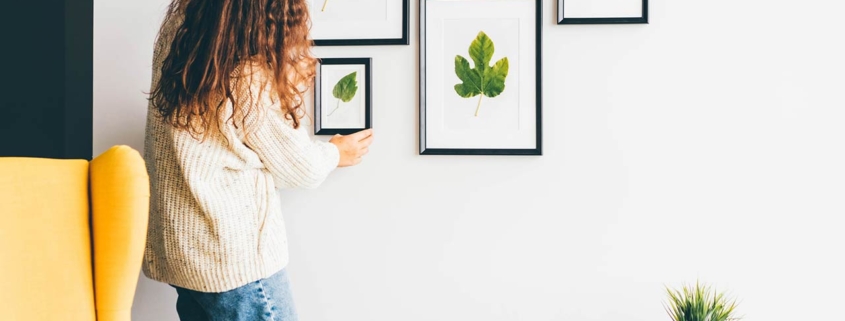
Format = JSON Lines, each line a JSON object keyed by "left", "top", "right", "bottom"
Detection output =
{"left": 0, "top": 145, "right": 150, "bottom": 321}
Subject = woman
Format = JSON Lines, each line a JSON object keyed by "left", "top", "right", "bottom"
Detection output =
{"left": 143, "top": 0, "right": 372, "bottom": 320}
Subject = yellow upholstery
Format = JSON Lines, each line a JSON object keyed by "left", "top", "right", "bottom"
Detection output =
{"left": 0, "top": 158, "right": 95, "bottom": 320}
{"left": 0, "top": 146, "right": 150, "bottom": 321}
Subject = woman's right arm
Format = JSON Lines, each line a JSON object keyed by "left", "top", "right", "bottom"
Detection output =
{"left": 244, "top": 106, "right": 340, "bottom": 189}
{"left": 239, "top": 70, "right": 372, "bottom": 189}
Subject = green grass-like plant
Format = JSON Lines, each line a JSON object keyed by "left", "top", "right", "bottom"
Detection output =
{"left": 665, "top": 282, "right": 740, "bottom": 321}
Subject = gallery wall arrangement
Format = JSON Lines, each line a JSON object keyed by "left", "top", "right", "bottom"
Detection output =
{"left": 313, "top": 0, "right": 648, "bottom": 156}
{"left": 314, "top": 58, "right": 373, "bottom": 136}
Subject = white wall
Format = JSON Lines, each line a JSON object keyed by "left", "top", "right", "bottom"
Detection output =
{"left": 94, "top": 0, "right": 845, "bottom": 320}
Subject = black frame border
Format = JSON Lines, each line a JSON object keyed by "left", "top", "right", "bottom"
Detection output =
{"left": 419, "top": 0, "right": 543, "bottom": 156}
{"left": 315, "top": 58, "right": 373, "bottom": 136}
{"left": 313, "top": 0, "right": 410, "bottom": 46}
{"left": 557, "top": 0, "right": 648, "bottom": 24}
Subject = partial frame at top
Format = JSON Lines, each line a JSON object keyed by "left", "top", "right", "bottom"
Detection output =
{"left": 311, "top": 0, "right": 410, "bottom": 46}
{"left": 557, "top": 0, "right": 648, "bottom": 24}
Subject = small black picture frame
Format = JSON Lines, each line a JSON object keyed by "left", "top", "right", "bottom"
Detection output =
{"left": 557, "top": 0, "right": 648, "bottom": 24}
{"left": 420, "top": 0, "right": 543, "bottom": 156}
{"left": 314, "top": 58, "right": 372, "bottom": 136}
{"left": 312, "top": 0, "right": 409, "bottom": 46}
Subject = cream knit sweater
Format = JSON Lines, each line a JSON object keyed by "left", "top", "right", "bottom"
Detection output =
{"left": 142, "top": 15, "right": 339, "bottom": 293}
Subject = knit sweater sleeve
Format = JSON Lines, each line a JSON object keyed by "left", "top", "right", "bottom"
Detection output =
{"left": 239, "top": 70, "right": 340, "bottom": 189}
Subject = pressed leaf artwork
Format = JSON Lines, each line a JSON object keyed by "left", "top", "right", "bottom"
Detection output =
{"left": 454, "top": 31, "right": 509, "bottom": 117}
{"left": 329, "top": 71, "right": 359, "bottom": 117}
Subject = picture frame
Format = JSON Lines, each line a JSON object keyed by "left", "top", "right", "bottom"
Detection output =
{"left": 309, "top": 0, "right": 409, "bottom": 46}
{"left": 314, "top": 58, "right": 372, "bottom": 136}
{"left": 557, "top": 0, "right": 648, "bottom": 24}
{"left": 420, "top": 0, "right": 542, "bottom": 156}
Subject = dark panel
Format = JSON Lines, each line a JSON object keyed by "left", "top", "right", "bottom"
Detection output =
{"left": 0, "top": 0, "right": 66, "bottom": 158}
{"left": 64, "top": 0, "right": 94, "bottom": 160}
{"left": 0, "top": 0, "right": 92, "bottom": 160}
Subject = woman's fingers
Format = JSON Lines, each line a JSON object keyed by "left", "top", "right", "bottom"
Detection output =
{"left": 333, "top": 129, "right": 373, "bottom": 168}
{"left": 359, "top": 135, "right": 374, "bottom": 148}
{"left": 351, "top": 129, "right": 373, "bottom": 141}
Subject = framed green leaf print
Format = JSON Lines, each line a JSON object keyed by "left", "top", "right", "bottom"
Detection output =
{"left": 315, "top": 58, "right": 372, "bottom": 135}
{"left": 420, "top": 0, "right": 542, "bottom": 155}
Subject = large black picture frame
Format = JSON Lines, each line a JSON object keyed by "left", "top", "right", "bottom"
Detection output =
{"left": 557, "top": 0, "right": 648, "bottom": 24}
{"left": 419, "top": 0, "right": 543, "bottom": 156}
{"left": 314, "top": 58, "right": 373, "bottom": 136}
{"left": 313, "top": 0, "right": 410, "bottom": 46}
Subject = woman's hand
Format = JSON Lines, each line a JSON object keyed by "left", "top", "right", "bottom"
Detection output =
{"left": 329, "top": 129, "right": 373, "bottom": 167}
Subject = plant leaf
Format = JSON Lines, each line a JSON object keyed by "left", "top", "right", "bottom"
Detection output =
{"left": 453, "top": 31, "right": 509, "bottom": 115}
{"left": 482, "top": 57, "right": 508, "bottom": 98}
{"left": 332, "top": 71, "right": 358, "bottom": 103}
{"left": 454, "top": 55, "right": 482, "bottom": 98}
{"left": 469, "top": 31, "right": 494, "bottom": 73}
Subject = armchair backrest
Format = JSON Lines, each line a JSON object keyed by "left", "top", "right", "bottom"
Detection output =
{"left": 0, "top": 145, "right": 149, "bottom": 321}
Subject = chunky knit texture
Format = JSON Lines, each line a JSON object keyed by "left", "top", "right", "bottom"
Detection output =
{"left": 142, "top": 15, "right": 339, "bottom": 293}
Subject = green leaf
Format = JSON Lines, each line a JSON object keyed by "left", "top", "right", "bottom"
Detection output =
{"left": 469, "top": 31, "right": 494, "bottom": 73}
{"left": 483, "top": 57, "right": 508, "bottom": 98}
{"left": 332, "top": 71, "right": 358, "bottom": 103}
{"left": 454, "top": 56, "right": 482, "bottom": 98}
{"left": 453, "top": 31, "right": 509, "bottom": 116}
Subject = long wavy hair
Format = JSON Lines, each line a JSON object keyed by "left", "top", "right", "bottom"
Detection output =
{"left": 149, "top": 0, "right": 316, "bottom": 136}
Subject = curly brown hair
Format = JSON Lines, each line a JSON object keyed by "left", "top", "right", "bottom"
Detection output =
{"left": 149, "top": 0, "right": 316, "bottom": 136}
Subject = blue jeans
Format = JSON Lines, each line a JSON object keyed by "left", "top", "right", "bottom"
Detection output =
{"left": 171, "top": 269, "right": 298, "bottom": 321}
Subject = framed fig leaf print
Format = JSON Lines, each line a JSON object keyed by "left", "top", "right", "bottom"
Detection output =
{"left": 308, "top": 0, "right": 409, "bottom": 46}
{"left": 315, "top": 58, "right": 372, "bottom": 136}
{"left": 421, "top": 0, "right": 542, "bottom": 156}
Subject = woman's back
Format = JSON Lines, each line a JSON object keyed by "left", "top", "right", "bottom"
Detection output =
{"left": 142, "top": 2, "right": 372, "bottom": 319}
{"left": 143, "top": 11, "right": 339, "bottom": 293}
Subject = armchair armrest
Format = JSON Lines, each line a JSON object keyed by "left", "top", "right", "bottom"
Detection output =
{"left": 90, "top": 146, "right": 150, "bottom": 321}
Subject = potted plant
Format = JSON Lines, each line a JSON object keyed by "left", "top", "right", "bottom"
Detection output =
{"left": 664, "top": 282, "right": 740, "bottom": 321}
